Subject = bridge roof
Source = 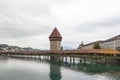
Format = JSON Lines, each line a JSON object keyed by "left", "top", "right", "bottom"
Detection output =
{"left": 49, "top": 49, "right": 120, "bottom": 55}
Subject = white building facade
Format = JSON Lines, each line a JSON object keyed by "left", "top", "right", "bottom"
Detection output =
{"left": 78, "top": 35, "right": 120, "bottom": 50}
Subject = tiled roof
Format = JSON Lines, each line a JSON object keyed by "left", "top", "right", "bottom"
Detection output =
{"left": 49, "top": 49, "right": 120, "bottom": 55}
{"left": 49, "top": 27, "right": 62, "bottom": 38}
{"left": 103, "top": 34, "right": 120, "bottom": 42}
{"left": 1, "top": 49, "right": 120, "bottom": 55}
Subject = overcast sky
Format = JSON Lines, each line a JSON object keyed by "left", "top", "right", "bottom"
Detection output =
{"left": 0, "top": 0, "right": 120, "bottom": 49}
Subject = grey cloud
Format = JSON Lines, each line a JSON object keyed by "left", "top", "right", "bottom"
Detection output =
{"left": 75, "top": 17, "right": 120, "bottom": 33}
{"left": 95, "top": 17, "right": 120, "bottom": 26}
{"left": 0, "top": 0, "right": 51, "bottom": 39}
{"left": 0, "top": 22, "right": 49, "bottom": 38}
{"left": 16, "top": 1, "right": 50, "bottom": 17}
{"left": 0, "top": 0, "right": 50, "bottom": 20}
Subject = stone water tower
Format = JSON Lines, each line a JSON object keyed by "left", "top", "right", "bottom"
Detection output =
{"left": 49, "top": 27, "right": 62, "bottom": 50}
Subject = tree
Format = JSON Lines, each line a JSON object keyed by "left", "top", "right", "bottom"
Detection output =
{"left": 93, "top": 42, "right": 101, "bottom": 49}
{"left": 116, "top": 47, "right": 120, "bottom": 51}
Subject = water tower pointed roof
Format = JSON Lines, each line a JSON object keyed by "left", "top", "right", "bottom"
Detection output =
{"left": 49, "top": 27, "right": 62, "bottom": 38}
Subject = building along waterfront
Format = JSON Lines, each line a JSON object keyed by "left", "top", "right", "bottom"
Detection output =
{"left": 78, "top": 34, "right": 120, "bottom": 50}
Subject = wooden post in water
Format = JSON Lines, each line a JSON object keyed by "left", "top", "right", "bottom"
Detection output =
{"left": 73, "top": 57, "right": 75, "bottom": 64}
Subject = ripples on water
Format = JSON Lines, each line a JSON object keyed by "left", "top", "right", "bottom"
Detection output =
{"left": 0, "top": 56, "right": 120, "bottom": 80}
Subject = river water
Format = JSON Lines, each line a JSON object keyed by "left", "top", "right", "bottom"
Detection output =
{"left": 0, "top": 56, "right": 120, "bottom": 80}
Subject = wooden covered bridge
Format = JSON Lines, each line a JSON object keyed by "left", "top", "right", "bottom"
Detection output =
{"left": 0, "top": 49, "right": 120, "bottom": 57}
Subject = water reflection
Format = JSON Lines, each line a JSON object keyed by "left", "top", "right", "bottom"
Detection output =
{"left": 0, "top": 56, "right": 120, "bottom": 80}
{"left": 48, "top": 56, "right": 120, "bottom": 80}
{"left": 49, "top": 56, "right": 62, "bottom": 80}
{"left": 0, "top": 56, "right": 8, "bottom": 61}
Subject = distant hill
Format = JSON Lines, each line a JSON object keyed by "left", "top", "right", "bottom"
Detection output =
{"left": 0, "top": 44, "right": 9, "bottom": 48}
{"left": 0, "top": 44, "right": 36, "bottom": 51}
{"left": 63, "top": 46, "right": 73, "bottom": 50}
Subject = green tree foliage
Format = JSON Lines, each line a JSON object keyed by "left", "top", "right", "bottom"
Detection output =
{"left": 116, "top": 47, "right": 120, "bottom": 51}
{"left": 93, "top": 42, "right": 101, "bottom": 49}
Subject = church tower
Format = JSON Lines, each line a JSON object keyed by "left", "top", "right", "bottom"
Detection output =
{"left": 49, "top": 27, "right": 62, "bottom": 50}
